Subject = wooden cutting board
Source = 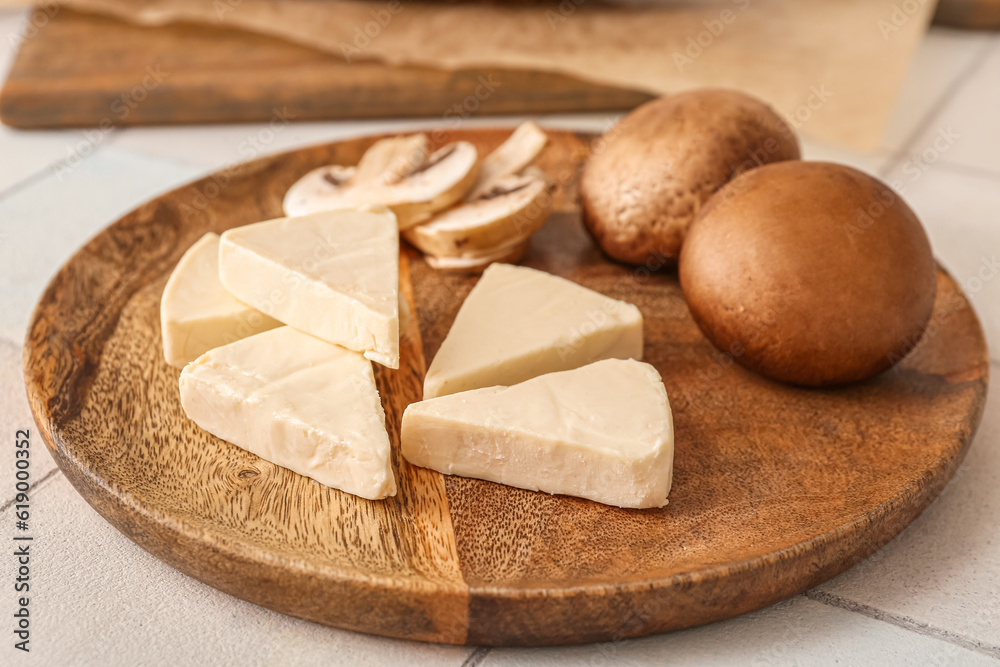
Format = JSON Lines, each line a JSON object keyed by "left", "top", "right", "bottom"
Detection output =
{"left": 24, "top": 129, "right": 989, "bottom": 646}
{"left": 0, "top": 9, "right": 651, "bottom": 129}
{"left": 935, "top": 0, "right": 1000, "bottom": 28}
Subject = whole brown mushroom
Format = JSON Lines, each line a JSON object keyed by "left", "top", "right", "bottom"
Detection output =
{"left": 679, "top": 161, "right": 937, "bottom": 387}
{"left": 580, "top": 89, "right": 800, "bottom": 265}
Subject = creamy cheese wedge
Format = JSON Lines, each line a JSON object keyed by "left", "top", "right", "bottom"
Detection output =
{"left": 179, "top": 326, "right": 396, "bottom": 500}
{"left": 160, "top": 232, "right": 281, "bottom": 368}
{"left": 423, "top": 263, "right": 643, "bottom": 398}
{"left": 219, "top": 208, "right": 400, "bottom": 369}
{"left": 402, "top": 358, "right": 672, "bottom": 508}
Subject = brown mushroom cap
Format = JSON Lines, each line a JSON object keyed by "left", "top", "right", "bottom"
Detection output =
{"left": 580, "top": 89, "right": 801, "bottom": 265}
{"left": 678, "top": 161, "right": 937, "bottom": 387}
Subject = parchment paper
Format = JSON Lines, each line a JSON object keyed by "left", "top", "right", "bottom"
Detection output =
{"left": 9, "top": 0, "right": 936, "bottom": 149}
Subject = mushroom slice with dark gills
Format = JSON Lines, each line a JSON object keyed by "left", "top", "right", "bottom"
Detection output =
{"left": 283, "top": 139, "right": 479, "bottom": 228}
{"left": 468, "top": 121, "right": 548, "bottom": 199}
{"left": 404, "top": 173, "right": 552, "bottom": 257}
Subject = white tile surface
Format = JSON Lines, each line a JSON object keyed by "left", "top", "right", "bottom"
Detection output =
{"left": 0, "top": 146, "right": 200, "bottom": 343}
{"left": 0, "top": 338, "right": 57, "bottom": 506}
{"left": 880, "top": 27, "right": 996, "bottom": 153}
{"left": 0, "top": 127, "right": 117, "bottom": 197}
{"left": 534, "top": 112, "right": 622, "bottom": 135}
{"left": 881, "top": 162, "right": 1000, "bottom": 355}
{"left": 800, "top": 137, "right": 893, "bottom": 175}
{"left": 0, "top": 8, "right": 27, "bottom": 78}
{"left": 814, "top": 370, "right": 1000, "bottom": 653}
{"left": 483, "top": 596, "right": 996, "bottom": 666}
{"left": 0, "top": 473, "right": 472, "bottom": 667}
{"left": 908, "top": 37, "right": 1000, "bottom": 175}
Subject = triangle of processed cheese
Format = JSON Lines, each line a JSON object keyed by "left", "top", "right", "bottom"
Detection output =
{"left": 219, "top": 208, "right": 400, "bottom": 368}
{"left": 402, "top": 358, "right": 672, "bottom": 508}
{"left": 160, "top": 232, "right": 280, "bottom": 368}
{"left": 180, "top": 326, "right": 396, "bottom": 500}
{"left": 423, "top": 263, "right": 643, "bottom": 398}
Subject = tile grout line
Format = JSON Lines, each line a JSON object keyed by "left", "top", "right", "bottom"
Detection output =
{"left": 102, "top": 130, "right": 241, "bottom": 172}
{"left": 460, "top": 646, "right": 492, "bottom": 667}
{"left": 0, "top": 128, "right": 129, "bottom": 203}
{"left": 877, "top": 38, "right": 998, "bottom": 179}
{"left": 0, "top": 466, "right": 62, "bottom": 515}
{"left": 0, "top": 161, "right": 67, "bottom": 203}
{"left": 931, "top": 157, "right": 1000, "bottom": 183}
{"left": 805, "top": 589, "right": 1000, "bottom": 659}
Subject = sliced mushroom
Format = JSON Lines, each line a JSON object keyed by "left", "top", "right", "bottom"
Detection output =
{"left": 284, "top": 136, "right": 427, "bottom": 209}
{"left": 469, "top": 121, "right": 548, "bottom": 199}
{"left": 518, "top": 165, "right": 554, "bottom": 185}
{"left": 424, "top": 239, "right": 530, "bottom": 273}
{"left": 404, "top": 174, "right": 552, "bottom": 257}
{"left": 354, "top": 133, "right": 429, "bottom": 185}
{"left": 282, "top": 165, "right": 357, "bottom": 213}
{"left": 283, "top": 141, "right": 479, "bottom": 228}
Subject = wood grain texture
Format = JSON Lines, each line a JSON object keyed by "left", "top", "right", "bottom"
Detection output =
{"left": 934, "top": 0, "right": 1000, "bottom": 28}
{"left": 24, "top": 129, "right": 989, "bottom": 646}
{"left": 0, "top": 9, "right": 651, "bottom": 129}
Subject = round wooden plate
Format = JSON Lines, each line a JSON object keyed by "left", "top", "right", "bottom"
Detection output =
{"left": 24, "top": 129, "right": 989, "bottom": 647}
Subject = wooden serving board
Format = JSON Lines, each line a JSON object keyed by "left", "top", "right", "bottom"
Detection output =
{"left": 24, "top": 129, "right": 989, "bottom": 646}
{"left": 0, "top": 9, "right": 650, "bottom": 129}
